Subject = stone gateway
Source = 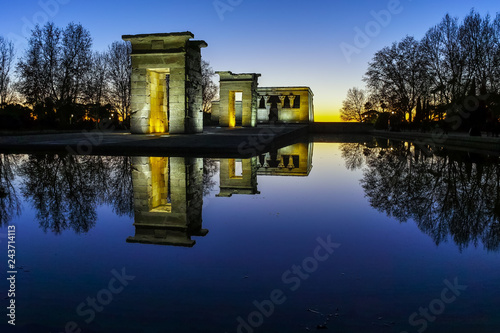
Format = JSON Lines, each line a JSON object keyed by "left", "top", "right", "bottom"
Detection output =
{"left": 123, "top": 32, "right": 206, "bottom": 134}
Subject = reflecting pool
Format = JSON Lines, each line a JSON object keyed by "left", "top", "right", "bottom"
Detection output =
{"left": 1, "top": 137, "right": 499, "bottom": 332}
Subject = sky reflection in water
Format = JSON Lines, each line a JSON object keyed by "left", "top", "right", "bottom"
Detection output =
{"left": 0, "top": 138, "right": 499, "bottom": 333}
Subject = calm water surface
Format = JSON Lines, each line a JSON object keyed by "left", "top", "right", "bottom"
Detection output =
{"left": 1, "top": 138, "right": 499, "bottom": 332}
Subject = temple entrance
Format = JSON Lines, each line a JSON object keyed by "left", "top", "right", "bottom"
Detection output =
{"left": 148, "top": 70, "right": 170, "bottom": 133}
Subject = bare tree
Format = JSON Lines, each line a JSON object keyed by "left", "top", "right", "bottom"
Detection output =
{"left": 460, "top": 10, "right": 498, "bottom": 94}
{"left": 83, "top": 51, "right": 108, "bottom": 106}
{"left": 359, "top": 10, "right": 500, "bottom": 128}
{"left": 493, "top": 14, "right": 500, "bottom": 93}
{"left": 421, "top": 14, "right": 467, "bottom": 107}
{"left": 106, "top": 41, "right": 131, "bottom": 123}
{"left": 17, "top": 23, "right": 58, "bottom": 106}
{"left": 59, "top": 22, "right": 92, "bottom": 104}
{"left": 17, "top": 22, "right": 92, "bottom": 109}
{"left": 201, "top": 60, "right": 218, "bottom": 113}
{"left": 0, "top": 154, "right": 21, "bottom": 226}
{"left": 365, "top": 36, "right": 430, "bottom": 122}
{"left": 340, "top": 87, "right": 367, "bottom": 122}
{"left": 0, "top": 36, "right": 14, "bottom": 106}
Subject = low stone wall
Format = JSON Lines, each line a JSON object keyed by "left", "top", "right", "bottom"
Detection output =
{"left": 373, "top": 130, "right": 500, "bottom": 153}
{"left": 309, "top": 122, "right": 374, "bottom": 133}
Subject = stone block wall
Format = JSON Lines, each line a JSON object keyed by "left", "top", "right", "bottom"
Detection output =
{"left": 217, "top": 158, "right": 259, "bottom": 197}
{"left": 216, "top": 72, "right": 260, "bottom": 127}
{"left": 257, "top": 87, "right": 314, "bottom": 124}
{"left": 123, "top": 32, "right": 207, "bottom": 134}
{"left": 128, "top": 156, "right": 207, "bottom": 246}
{"left": 256, "top": 142, "right": 313, "bottom": 176}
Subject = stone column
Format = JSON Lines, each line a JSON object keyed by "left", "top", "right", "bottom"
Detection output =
{"left": 265, "top": 98, "right": 271, "bottom": 123}
{"left": 263, "top": 152, "right": 270, "bottom": 168}
{"left": 277, "top": 96, "right": 285, "bottom": 121}
{"left": 277, "top": 155, "right": 285, "bottom": 168}
{"left": 279, "top": 95, "right": 286, "bottom": 107}
{"left": 289, "top": 95, "right": 296, "bottom": 109}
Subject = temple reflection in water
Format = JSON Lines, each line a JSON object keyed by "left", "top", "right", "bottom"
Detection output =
{"left": 256, "top": 142, "right": 313, "bottom": 177}
{"left": 4, "top": 139, "right": 499, "bottom": 251}
{"left": 128, "top": 143, "right": 313, "bottom": 245}
{"left": 127, "top": 157, "right": 207, "bottom": 247}
{"left": 217, "top": 158, "right": 259, "bottom": 197}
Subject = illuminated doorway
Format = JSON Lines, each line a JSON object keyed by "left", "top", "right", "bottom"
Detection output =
{"left": 148, "top": 69, "right": 170, "bottom": 134}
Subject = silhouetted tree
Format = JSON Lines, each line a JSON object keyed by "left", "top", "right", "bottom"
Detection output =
{"left": 83, "top": 51, "right": 108, "bottom": 106}
{"left": 460, "top": 10, "right": 497, "bottom": 94}
{"left": 0, "top": 36, "right": 15, "bottom": 106}
{"left": 420, "top": 14, "right": 467, "bottom": 107}
{"left": 340, "top": 87, "right": 367, "bottom": 122}
{"left": 362, "top": 10, "right": 500, "bottom": 128}
{"left": 106, "top": 41, "right": 131, "bottom": 123}
{"left": 16, "top": 23, "right": 58, "bottom": 106}
{"left": 16, "top": 22, "right": 92, "bottom": 123}
{"left": 59, "top": 22, "right": 92, "bottom": 104}
{"left": 364, "top": 36, "right": 429, "bottom": 123}
{"left": 201, "top": 60, "right": 218, "bottom": 114}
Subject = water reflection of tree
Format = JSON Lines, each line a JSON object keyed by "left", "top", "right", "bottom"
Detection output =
{"left": 106, "top": 156, "right": 134, "bottom": 217}
{"left": 18, "top": 155, "right": 133, "bottom": 234}
{"left": 340, "top": 141, "right": 500, "bottom": 251}
{"left": 340, "top": 142, "right": 374, "bottom": 171}
{"left": 0, "top": 155, "right": 21, "bottom": 226}
{"left": 203, "top": 158, "right": 219, "bottom": 197}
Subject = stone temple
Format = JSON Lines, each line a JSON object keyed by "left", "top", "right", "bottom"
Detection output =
{"left": 123, "top": 31, "right": 313, "bottom": 134}
{"left": 127, "top": 142, "right": 313, "bottom": 247}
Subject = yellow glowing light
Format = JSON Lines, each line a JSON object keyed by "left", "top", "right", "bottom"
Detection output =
{"left": 313, "top": 113, "right": 343, "bottom": 122}
{"left": 229, "top": 159, "right": 243, "bottom": 179}
{"left": 149, "top": 157, "right": 172, "bottom": 213}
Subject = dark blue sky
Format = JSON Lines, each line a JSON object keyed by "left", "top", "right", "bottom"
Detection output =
{"left": 1, "top": 0, "right": 498, "bottom": 120}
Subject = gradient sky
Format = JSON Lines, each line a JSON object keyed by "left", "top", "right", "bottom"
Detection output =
{"left": 1, "top": 0, "right": 498, "bottom": 121}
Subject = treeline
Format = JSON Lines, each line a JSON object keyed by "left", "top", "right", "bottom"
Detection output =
{"left": 0, "top": 22, "right": 131, "bottom": 131}
{"left": 342, "top": 9, "right": 500, "bottom": 135}
{"left": 0, "top": 154, "right": 133, "bottom": 229}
